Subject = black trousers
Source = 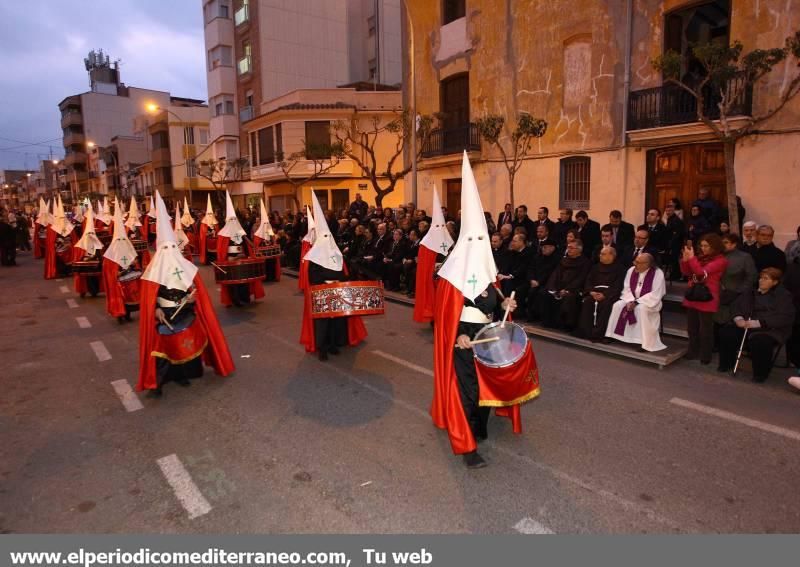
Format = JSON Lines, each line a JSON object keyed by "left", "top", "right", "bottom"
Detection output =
{"left": 0, "top": 245, "right": 16, "bottom": 266}
{"left": 403, "top": 262, "right": 417, "bottom": 293}
{"left": 453, "top": 347, "right": 490, "bottom": 440}
{"left": 787, "top": 321, "right": 800, "bottom": 370}
{"left": 385, "top": 261, "right": 403, "bottom": 290}
{"left": 575, "top": 297, "right": 614, "bottom": 340}
{"left": 718, "top": 325, "right": 780, "bottom": 381}
{"left": 314, "top": 317, "right": 348, "bottom": 354}
{"left": 538, "top": 292, "right": 581, "bottom": 330}
{"left": 686, "top": 309, "right": 714, "bottom": 362}
{"left": 156, "top": 354, "right": 203, "bottom": 387}
{"left": 230, "top": 283, "right": 251, "bottom": 305}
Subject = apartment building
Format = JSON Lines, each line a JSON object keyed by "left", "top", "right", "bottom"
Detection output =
{"left": 404, "top": 0, "right": 800, "bottom": 244}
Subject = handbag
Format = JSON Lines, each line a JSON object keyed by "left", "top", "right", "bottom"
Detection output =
{"left": 685, "top": 270, "right": 713, "bottom": 302}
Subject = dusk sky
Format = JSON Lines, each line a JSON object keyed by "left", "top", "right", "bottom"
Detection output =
{"left": 0, "top": 1, "right": 207, "bottom": 170}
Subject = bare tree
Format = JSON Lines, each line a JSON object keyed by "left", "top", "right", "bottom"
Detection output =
{"left": 332, "top": 109, "right": 435, "bottom": 208}
{"left": 198, "top": 157, "right": 249, "bottom": 209}
{"left": 274, "top": 140, "right": 346, "bottom": 211}
{"left": 652, "top": 31, "right": 800, "bottom": 232}
{"left": 476, "top": 113, "right": 548, "bottom": 207}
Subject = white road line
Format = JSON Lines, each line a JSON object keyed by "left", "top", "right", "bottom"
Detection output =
{"left": 372, "top": 350, "right": 433, "bottom": 377}
{"left": 76, "top": 316, "right": 91, "bottom": 329}
{"left": 89, "top": 341, "right": 112, "bottom": 362}
{"left": 513, "top": 517, "right": 555, "bottom": 534}
{"left": 59, "top": 285, "right": 70, "bottom": 294}
{"left": 66, "top": 298, "right": 79, "bottom": 309}
{"left": 157, "top": 454, "right": 213, "bottom": 519}
{"left": 110, "top": 380, "right": 144, "bottom": 412}
{"left": 670, "top": 398, "right": 800, "bottom": 442}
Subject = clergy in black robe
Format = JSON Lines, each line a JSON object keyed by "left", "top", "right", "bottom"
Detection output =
{"left": 575, "top": 247, "right": 625, "bottom": 340}
{"left": 537, "top": 241, "right": 591, "bottom": 330}
{"left": 498, "top": 233, "right": 533, "bottom": 312}
{"left": 525, "top": 239, "right": 560, "bottom": 321}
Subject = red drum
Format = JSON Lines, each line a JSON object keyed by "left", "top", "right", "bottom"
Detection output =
{"left": 255, "top": 245, "right": 281, "bottom": 259}
{"left": 214, "top": 258, "right": 266, "bottom": 284}
{"left": 309, "top": 281, "right": 385, "bottom": 319}
{"left": 131, "top": 240, "right": 148, "bottom": 253}
{"left": 118, "top": 270, "right": 142, "bottom": 305}
{"left": 72, "top": 260, "right": 102, "bottom": 276}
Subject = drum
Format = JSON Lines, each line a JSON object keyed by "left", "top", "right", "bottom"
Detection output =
{"left": 309, "top": 281, "right": 385, "bottom": 319}
{"left": 72, "top": 260, "right": 102, "bottom": 276}
{"left": 118, "top": 270, "right": 142, "bottom": 305}
{"left": 157, "top": 310, "right": 196, "bottom": 335}
{"left": 471, "top": 321, "right": 529, "bottom": 368}
{"left": 255, "top": 245, "right": 281, "bottom": 259}
{"left": 131, "top": 240, "right": 148, "bottom": 253}
{"left": 97, "top": 230, "right": 112, "bottom": 248}
{"left": 214, "top": 258, "right": 266, "bottom": 284}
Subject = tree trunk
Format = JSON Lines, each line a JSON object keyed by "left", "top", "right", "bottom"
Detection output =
{"left": 723, "top": 139, "right": 740, "bottom": 235}
{"left": 508, "top": 172, "right": 515, "bottom": 209}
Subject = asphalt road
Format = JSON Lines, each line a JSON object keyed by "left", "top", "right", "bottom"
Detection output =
{"left": 2, "top": 251, "right": 800, "bottom": 534}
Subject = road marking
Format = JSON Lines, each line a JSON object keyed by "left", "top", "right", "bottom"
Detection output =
{"left": 89, "top": 341, "right": 112, "bottom": 362}
{"left": 513, "top": 517, "right": 555, "bottom": 534}
{"left": 59, "top": 285, "right": 69, "bottom": 294}
{"left": 76, "top": 316, "right": 91, "bottom": 328}
{"left": 157, "top": 454, "right": 213, "bottom": 519}
{"left": 56, "top": 278, "right": 63, "bottom": 282}
{"left": 110, "top": 380, "right": 144, "bottom": 412}
{"left": 372, "top": 350, "right": 433, "bottom": 377}
{"left": 268, "top": 332, "right": 683, "bottom": 532}
{"left": 66, "top": 298, "right": 78, "bottom": 309}
{"left": 670, "top": 398, "right": 800, "bottom": 442}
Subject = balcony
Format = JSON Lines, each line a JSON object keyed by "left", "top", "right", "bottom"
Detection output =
{"left": 234, "top": 4, "right": 249, "bottom": 26}
{"left": 237, "top": 56, "right": 251, "bottom": 76}
{"left": 60, "top": 111, "right": 83, "bottom": 129}
{"left": 63, "top": 131, "right": 85, "bottom": 147}
{"left": 239, "top": 105, "right": 254, "bottom": 122}
{"left": 628, "top": 74, "right": 752, "bottom": 131}
{"left": 421, "top": 123, "right": 481, "bottom": 158}
{"left": 64, "top": 152, "right": 88, "bottom": 167}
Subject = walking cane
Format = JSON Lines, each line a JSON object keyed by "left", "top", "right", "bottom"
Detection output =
{"left": 733, "top": 319, "right": 750, "bottom": 376}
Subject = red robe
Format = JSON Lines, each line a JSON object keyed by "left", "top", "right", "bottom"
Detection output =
{"left": 44, "top": 228, "right": 77, "bottom": 280}
{"left": 33, "top": 223, "right": 44, "bottom": 258}
{"left": 413, "top": 245, "right": 438, "bottom": 323}
{"left": 255, "top": 235, "right": 281, "bottom": 282}
{"left": 102, "top": 259, "right": 142, "bottom": 318}
{"left": 216, "top": 235, "right": 265, "bottom": 307}
{"left": 432, "top": 279, "right": 531, "bottom": 455}
{"left": 142, "top": 216, "right": 153, "bottom": 243}
{"left": 72, "top": 245, "right": 105, "bottom": 296}
{"left": 298, "top": 260, "right": 368, "bottom": 353}
{"left": 198, "top": 222, "right": 217, "bottom": 264}
{"left": 137, "top": 275, "right": 234, "bottom": 391}
{"left": 298, "top": 239, "right": 312, "bottom": 290}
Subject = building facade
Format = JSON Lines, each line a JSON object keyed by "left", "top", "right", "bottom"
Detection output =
{"left": 403, "top": 0, "right": 800, "bottom": 244}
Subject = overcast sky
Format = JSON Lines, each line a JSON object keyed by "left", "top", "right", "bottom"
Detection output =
{"left": 0, "top": 1, "right": 207, "bottom": 171}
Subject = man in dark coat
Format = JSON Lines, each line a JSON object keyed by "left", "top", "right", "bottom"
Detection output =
{"left": 512, "top": 205, "right": 537, "bottom": 238}
{"left": 537, "top": 240, "right": 591, "bottom": 330}
{"left": 663, "top": 203, "right": 686, "bottom": 280}
{"left": 0, "top": 212, "right": 16, "bottom": 266}
{"left": 551, "top": 208, "right": 576, "bottom": 247}
{"left": 534, "top": 206, "right": 555, "bottom": 235}
{"left": 630, "top": 229, "right": 660, "bottom": 267}
{"left": 639, "top": 208, "right": 669, "bottom": 256}
{"left": 496, "top": 203, "right": 514, "bottom": 229}
{"left": 347, "top": 193, "right": 369, "bottom": 220}
{"left": 526, "top": 239, "right": 559, "bottom": 321}
{"left": 752, "top": 225, "right": 787, "bottom": 272}
{"left": 382, "top": 228, "right": 407, "bottom": 291}
{"left": 575, "top": 246, "right": 625, "bottom": 340}
{"left": 498, "top": 233, "right": 533, "bottom": 313}
{"left": 608, "top": 210, "right": 635, "bottom": 249}
{"left": 402, "top": 229, "right": 421, "bottom": 297}
{"left": 575, "top": 210, "right": 601, "bottom": 258}
{"left": 491, "top": 233, "right": 508, "bottom": 272}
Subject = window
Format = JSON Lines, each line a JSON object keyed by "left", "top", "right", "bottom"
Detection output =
{"left": 213, "top": 94, "right": 235, "bottom": 116}
{"left": 157, "top": 166, "right": 172, "bottom": 187}
{"left": 368, "top": 58, "right": 377, "bottom": 80}
{"left": 219, "top": 1, "right": 230, "bottom": 18}
{"left": 305, "top": 121, "right": 331, "bottom": 159}
{"left": 664, "top": 1, "right": 730, "bottom": 85}
{"left": 208, "top": 45, "right": 233, "bottom": 70}
{"left": 367, "top": 15, "right": 376, "bottom": 37}
{"left": 151, "top": 131, "right": 169, "bottom": 150}
{"left": 559, "top": 157, "right": 591, "bottom": 209}
{"left": 275, "top": 123, "right": 283, "bottom": 160}
{"left": 443, "top": 0, "right": 466, "bottom": 24}
{"left": 313, "top": 189, "right": 329, "bottom": 211}
{"left": 183, "top": 126, "right": 195, "bottom": 145}
{"left": 198, "top": 128, "right": 209, "bottom": 145}
{"left": 238, "top": 41, "right": 252, "bottom": 75}
{"left": 331, "top": 189, "right": 350, "bottom": 212}
{"left": 235, "top": 0, "right": 249, "bottom": 25}
{"left": 249, "top": 131, "right": 257, "bottom": 163}
{"left": 440, "top": 73, "right": 469, "bottom": 129}
{"left": 257, "top": 126, "right": 275, "bottom": 165}
{"left": 186, "top": 159, "right": 197, "bottom": 178}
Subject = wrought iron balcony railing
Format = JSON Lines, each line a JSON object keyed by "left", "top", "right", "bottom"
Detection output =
{"left": 421, "top": 123, "right": 481, "bottom": 158}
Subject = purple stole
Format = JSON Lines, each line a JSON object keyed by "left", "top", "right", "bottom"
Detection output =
{"left": 613, "top": 267, "right": 656, "bottom": 336}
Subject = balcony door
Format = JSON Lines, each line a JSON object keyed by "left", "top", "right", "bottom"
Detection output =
{"left": 664, "top": 1, "right": 730, "bottom": 86}
{"left": 445, "top": 179, "right": 462, "bottom": 217}
{"left": 440, "top": 74, "right": 469, "bottom": 154}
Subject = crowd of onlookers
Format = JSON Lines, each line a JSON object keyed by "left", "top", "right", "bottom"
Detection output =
{"left": 0, "top": 209, "right": 32, "bottom": 266}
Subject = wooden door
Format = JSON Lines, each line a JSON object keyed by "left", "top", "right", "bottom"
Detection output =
{"left": 446, "top": 179, "right": 462, "bottom": 218}
{"left": 647, "top": 143, "right": 727, "bottom": 217}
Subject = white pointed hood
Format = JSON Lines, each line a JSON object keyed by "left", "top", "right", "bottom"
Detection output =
{"left": 147, "top": 195, "right": 157, "bottom": 219}
{"left": 201, "top": 194, "right": 218, "bottom": 226}
{"left": 75, "top": 203, "right": 102, "bottom": 255}
{"left": 303, "top": 191, "right": 343, "bottom": 271}
{"left": 52, "top": 196, "right": 75, "bottom": 237}
{"left": 97, "top": 197, "right": 112, "bottom": 225}
{"left": 217, "top": 190, "right": 246, "bottom": 242}
{"left": 103, "top": 198, "right": 137, "bottom": 269}
{"left": 36, "top": 198, "right": 51, "bottom": 226}
{"left": 420, "top": 184, "right": 454, "bottom": 256}
{"left": 436, "top": 152, "right": 496, "bottom": 301}
{"left": 254, "top": 198, "right": 274, "bottom": 240}
{"left": 73, "top": 204, "right": 84, "bottom": 224}
{"left": 174, "top": 200, "right": 190, "bottom": 250}
{"left": 302, "top": 205, "right": 316, "bottom": 243}
{"left": 125, "top": 196, "right": 142, "bottom": 229}
{"left": 181, "top": 197, "right": 194, "bottom": 227}
{"left": 142, "top": 191, "right": 198, "bottom": 291}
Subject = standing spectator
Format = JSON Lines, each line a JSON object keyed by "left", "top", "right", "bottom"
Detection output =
{"left": 740, "top": 221, "right": 759, "bottom": 254}
{"left": 687, "top": 205, "right": 711, "bottom": 245}
{"left": 402, "top": 229, "right": 421, "bottom": 297}
{"left": 551, "top": 208, "right": 576, "bottom": 247}
{"left": 534, "top": 206, "right": 555, "bottom": 234}
{"left": 752, "top": 225, "right": 787, "bottom": 272}
{"left": 692, "top": 187, "right": 721, "bottom": 227}
{"left": 347, "top": 193, "right": 368, "bottom": 220}
{"left": 608, "top": 210, "right": 635, "bottom": 248}
{"left": 484, "top": 212, "right": 496, "bottom": 235}
{"left": 680, "top": 233, "right": 728, "bottom": 365}
{"left": 718, "top": 268, "right": 795, "bottom": 381}
{"left": 491, "top": 233, "right": 507, "bottom": 270}
{"left": 713, "top": 233, "right": 758, "bottom": 345}
{"left": 718, "top": 221, "right": 732, "bottom": 238}
{"left": 575, "top": 210, "right": 600, "bottom": 258}
{"left": 498, "top": 233, "right": 533, "bottom": 312}
{"left": 0, "top": 212, "right": 16, "bottom": 266}
{"left": 496, "top": 203, "right": 513, "bottom": 229}
{"left": 513, "top": 204, "right": 537, "bottom": 237}
{"left": 661, "top": 197, "right": 684, "bottom": 223}
{"left": 16, "top": 213, "right": 31, "bottom": 251}
{"left": 663, "top": 202, "right": 686, "bottom": 280}
{"left": 630, "top": 228, "right": 659, "bottom": 266}
{"left": 783, "top": 225, "right": 800, "bottom": 266}
{"left": 639, "top": 208, "right": 668, "bottom": 255}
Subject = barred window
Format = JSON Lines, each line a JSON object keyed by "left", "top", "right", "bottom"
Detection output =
{"left": 559, "top": 156, "right": 590, "bottom": 209}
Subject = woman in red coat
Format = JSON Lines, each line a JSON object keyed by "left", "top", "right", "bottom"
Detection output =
{"left": 680, "top": 233, "right": 728, "bottom": 365}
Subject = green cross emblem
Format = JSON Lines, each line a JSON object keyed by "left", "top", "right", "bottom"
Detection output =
{"left": 440, "top": 241, "right": 449, "bottom": 253}
{"left": 120, "top": 256, "right": 128, "bottom": 265}
{"left": 330, "top": 255, "right": 339, "bottom": 264}
{"left": 467, "top": 274, "right": 478, "bottom": 294}
{"left": 172, "top": 267, "right": 184, "bottom": 281}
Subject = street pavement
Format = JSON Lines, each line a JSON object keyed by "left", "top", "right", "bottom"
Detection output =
{"left": 2, "top": 251, "right": 800, "bottom": 534}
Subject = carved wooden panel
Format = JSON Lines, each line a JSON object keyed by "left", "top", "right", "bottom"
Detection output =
{"left": 656, "top": 150, "right": 682, "bottom": 175}
{"left": 699, "top": 146, "right": 725, "bottom": 173}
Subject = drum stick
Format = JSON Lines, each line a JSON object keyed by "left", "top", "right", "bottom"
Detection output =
{"left": 159, "top": 316, "right": 174, "bottom": 331}
{"left": 469, "top": 336, "right": 501, "bottom": 346}
{"left": 211, "top": 261, "right": 227, "bottom": 274}
{"left": 501, "top": 291, "right": 516, "bottom": 328}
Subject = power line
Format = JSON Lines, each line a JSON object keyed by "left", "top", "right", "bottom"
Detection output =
{"left": 0, "top": 136, "right": 63, "bottom": 151}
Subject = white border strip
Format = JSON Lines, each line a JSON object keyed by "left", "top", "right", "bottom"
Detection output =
{"left": 59, "top": 285, "right": 70, "bottom": 294}
{"left": 156, "top": 454, "right": 213, "bottom": 519}
{"left": 110, "top": 380, "right": 144, "bottom": 412}
{"left": 89, "top": 341, "right": 112, "bottom": 362}
{"left": 670, "top": 397, "right": 800, "bottom": 442}
{"left": 513, "top": 517, "right": 555, "bottom": 534}
{"left": 372, "top": 350, "right": 433, "bottom": 377}
{"left": 66, "top": 298, "right": 79, "bottom": 309}
{"left": 76, "top": 316, "right": 91, "bottom": 329}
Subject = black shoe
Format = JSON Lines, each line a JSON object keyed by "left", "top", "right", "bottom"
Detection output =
{"left": 475, "top": 433, "right": 488, "bottom": 443}
{"left": 125, "top": 313, "right": 132, "bottom": 322}
{"left": 146, "top": 388, "right": 163, "bottom": 399}
{"left": 318, "top": 351, "right": 329, "bottom": 362}
{"left": 329, "top": 346, "right": 341, "bottom": 355}
{"left": 463, "top": 451, "right": 487, "bottom": 469}
{"left": 117, "top": 316, "right": 125, "bottom": 325}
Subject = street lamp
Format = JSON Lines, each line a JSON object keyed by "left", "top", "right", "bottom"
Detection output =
{"left": 87, "top": 141, "right": 120, "bottom": 199}
{"left": 146, "top": 103, "right": 192, "bottom": 206}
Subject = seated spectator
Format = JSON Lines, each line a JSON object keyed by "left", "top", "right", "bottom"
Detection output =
{"left": 526, "top": 239, "right": 559, "bottom": 321}
{"left": 606, "top": 253, "right": 667, "bottom": 352}
{"left": 498, "top": 233, "right": 533, "bottom": 313}
{"left": 532, "top": 224, "right": 549, "bottom": 253}
{"left": 491, "top": 233, "right": 507, "bottom": 271}
{"left": 561, "top": 229, "right": 580, "bottom": 257}
{"left": 537, "top": 240, "right": 591, "bottom": 331}
{"left": 784, "top": 225, "right": 800, "bottom": 265}
{"left": 383, "top": 228, "right": 408, "bottom": 291}
{"left": 718, "top": 268, "right": 795, "bottom": 381}
{"left": 753, "top": 225, "right": 787, "bottom": 272}
{"left": 631, "top": 228, "right": 659, "bottom": 266}
{"left": 687, "top": 205, "right": 711, "bottom": 245}
{"left": 638, "top": 208, "right": 668, "bottom": 256}
{"left": 718, "top": 221, "right": 732, "bottom": 238}
{"left": 552, "top": 208, "right": 576, "bottom": 246}
{"left": 663, "top": 203, "right": 686, "bottom": 281}
{"left": 351, "top": 227, "right": 379, "bottom": 280}
{"left": 575, "top": 246, "right": 625, "bottom": 341}
{"left": 740, "top": 221, "right": 759, "bottom": 255}
{"left": 608, "top": 210, "right": 635, "bottom": 248}
{"left": 592, "top": 226, "right": 618, "bottom": 263}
